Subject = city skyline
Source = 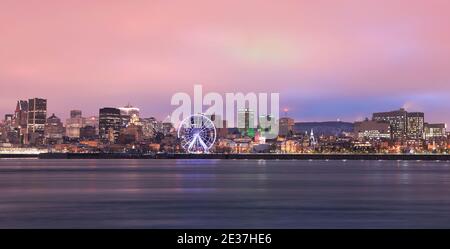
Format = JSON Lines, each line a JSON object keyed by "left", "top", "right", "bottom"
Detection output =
{"left": 1, "top": 98, "right": 449, "bottom": 126}
{"left": 2, "top": 1, "right": 450, "bottom": 124}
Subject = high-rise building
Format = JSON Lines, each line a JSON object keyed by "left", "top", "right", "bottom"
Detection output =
{"left": 13, "top": 100, "right": 28, "bottom": 144}
{"left": 237, "top": 108, "right": 255, "bottom": 137}
{"left": 162, "top": 122, "right": 174, "bottom": 136}
{"left": 66, "top": 110, "right": 84, "bottom": 138}
{"left": 141, "top": 117, "right": 158, "bottom": 139}
{"left": 279, "top": 117, "right": 294, "bottom": 136}
{"left": 84, "top": 116, "right": 99, "bottom": 135}
{"left": 4, "top": 114, "right": 14, "bottom": 125}
{"left": 80, "top": 125, "right": 98, "bottom": 140}
{"left": 99, "top": 107, "right": 121, "bottom": 143}
{"left": 407, "top": 112, "right": 425, "bottom": 140}
{"left": 27, "top": 98, "right": 47, "bottom": 144}
{"left": 44, "top": 114, "right": 64, "bottom": 144}
{"left": 119, "top": 104, "right": 140, "bottom": 127}
{"left": 14, "top": 100, "right": 28, "bottom": 127}
{"left": 70, "top": 110, "right": 82, "bottom": 118}
{"left": 372, "top": 108, "right": 407, "bottom": 140}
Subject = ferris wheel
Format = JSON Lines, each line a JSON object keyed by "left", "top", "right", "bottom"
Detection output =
{"left": 178, "top": 114, "right": 216, "bottom": 153}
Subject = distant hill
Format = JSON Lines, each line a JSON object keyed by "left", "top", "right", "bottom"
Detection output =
{"left": 294, "top": 121, "right": 354, "bottom": 136}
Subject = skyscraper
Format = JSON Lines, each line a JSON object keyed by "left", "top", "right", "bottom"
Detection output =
{"left": 99, "top": 107, "right": 121, "bottom": 143}
{"left": 279, "top": 117, "right": 294, "bottom": 136}
{"left": 27, "top": 98, "right": 47, "bottom": 144}
{"left": 14, "top": 100, "right": 28, "bottom": 128}
{"left": 407, "top": 112, "right": 425, "bottom": 140}
{"left": 14, "top": 100, "right": 28, "bottom": 144}
{"left": 66, "top": 110, "right": 84, "bottom": 138}
{"left": 119, "top": 104, "right": 140, "bottom": 127}
{"left": 44, "top": 113, "right": 65, "bottom": 144}
{"left": 237, "top": 108, "right": 255, "bottom": 137}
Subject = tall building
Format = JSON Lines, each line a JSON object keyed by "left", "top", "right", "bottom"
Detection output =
{"left": 84, "top": 116, "right": 99, "bottom": 135}
{"left": 119, "top": 104, "right": 140, "bottom": 127}
{"left": 14, "top": 100, "right": 28, "bottom": 127}
{"left": 279, "top": 117, "right": 294, "bottom": 136}
{"left": 4, "top": 114, "right": 14, "bottom": 125}
{"left": 372, "top": 108, "right": 407, "bottom": 140}
{"left": 70, "top": 110, "right": 82, "bottom": 118}
{"left": 27, "top": 98, "right": 47, "bottom": 144}
{"left": 13, "top": 100, "right": 28, "bottom": 144}
{"left": 80, "top": 125, "right": 98, "bottom": 140}
{"left": 1, "top": 114, "right": 19, "bottom": 144}
{"left": 99, "top": 107, "right": 121, "bottom": 143}
{"left": 44, "top": 114, "right": 65, "bottom": 144}
{"left": 407, "top": 112, "right": 424, "bottom": 140}
{"left": 237, "top": 108, "right": 255, "bottom": 137}
{"left": 66, "top": 110, "right": 84, "bottom": 138}
{"left": 141, "top": 117, "right": 158, "bottom": 139}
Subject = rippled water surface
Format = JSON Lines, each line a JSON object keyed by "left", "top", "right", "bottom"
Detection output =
{"left": 1, "top": 159, "right": 450, "bottom": 228}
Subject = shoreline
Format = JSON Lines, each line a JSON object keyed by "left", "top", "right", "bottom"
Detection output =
{"left": 1, "top": 153, "right": 450, "bottom": 161}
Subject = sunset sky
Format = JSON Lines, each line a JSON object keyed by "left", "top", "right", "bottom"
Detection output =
{"left": 1, "top": 0, "right": 450, "bottom": 124}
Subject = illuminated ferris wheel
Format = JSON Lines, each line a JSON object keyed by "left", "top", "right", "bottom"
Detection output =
{"left": 178, "top": 114, "right": 216, "bottom": 153}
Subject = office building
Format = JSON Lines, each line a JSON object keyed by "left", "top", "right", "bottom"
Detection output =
{"left": 354, "top": 119, "right": 391, "bottom": 140}
{"left": 99, "top": 107, "right": 121, "bottom": 143}
{"left": 373, "top": 108, "right": 408, "bottom": 140}
{"left": 407, "top": 112, "right": 425, "bottom": 140}
{"left": 237, "top": 108, "right": 255, "bottom": 137}
{"left": 119, "top": 104, "right": 140, "bottom": 127}
{"left": 44, "top": 114, "right": 65, "bottom": 144}
{"left": 13, "top": 100, "right": 28, "bottom": 144}
{"left": 27, "top": 98, "right": 47, "bottom": 145}
{"left": 424, "top": 123, "right": 447, "bottom": 140}
{"left": 66, "top": 110, "right": 84, "bottom": 138}
{"left": 279, "top": 117, "right": 294, "bottom": 136}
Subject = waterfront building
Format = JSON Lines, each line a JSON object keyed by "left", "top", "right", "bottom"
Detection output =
{"left": 258, "top": 114, "right": 273, "bottom": 132}
{"left": 119, "top": 124, "right": 143, "bottom": 144}
{"left": 13, "top": 100, "right": 28, "bottom": 144}
{"left": 237, "top": 108, "right": 255, "bottom": 137}
{"left": 141, "top": 117, "right": 158, "bottom": 139}
{"left": 407, "top": 112, "right": 425, "bottom": 140}
{"left": 80, "top": 125, "right": 98, "bottom": 140}
{"left": 354, "top": 119, "right": 391, "bottom": 140}
{"left": 4, "top": 114, "right": 13, "bottom": 125}
{"left": 119, "top": 104, "right": 140, "bottom": 127}
{"left": 162, "top": 122, "right": 174, "bottom": 136}
{"left": 99, "top": 107, "right": 121, "bottom": 143}
{"left": 279, "top": 117, "right": 294, "bottom": 136}
{"left": 44, "top": 114, "right": 65, "bottom": 144}
{"left": 424, "top": 123, "right": 447, "bottom": 140}
{"left": 27, "top": 98, "right": 47, "bottom": 145}
{"left": 66, "top": 110, "right": 85, "bottom": 138}
{"left": 372, "top": 108, "right": 408, "bottom": 140}
{"left": 84, "top": 116, "right": 99, "bottom": 135}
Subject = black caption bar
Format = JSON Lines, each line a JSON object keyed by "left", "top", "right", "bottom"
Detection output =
{"left": 1, "top": 229, "right": 447, "bottom": 248}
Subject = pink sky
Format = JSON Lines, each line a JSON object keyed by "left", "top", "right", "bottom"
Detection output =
{"left": 1, "top": 0, "right": 450, "bottom": 123}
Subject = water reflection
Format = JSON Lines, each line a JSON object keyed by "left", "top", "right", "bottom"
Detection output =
{"left": 0, "top": 159, "right": 450, "bottom": 228}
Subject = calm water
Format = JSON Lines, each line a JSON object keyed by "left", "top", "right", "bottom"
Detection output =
{"left": 1, "top": 159, "right": 450, "bottom": 228}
